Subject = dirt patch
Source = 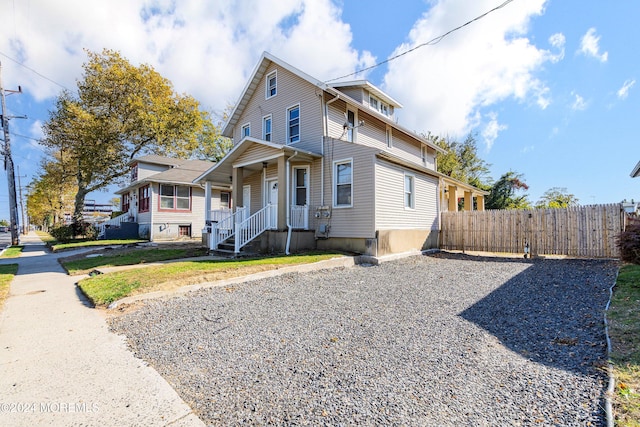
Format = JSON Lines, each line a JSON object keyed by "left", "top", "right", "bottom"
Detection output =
{"left": 58, "top": 242, "right": 206, "bottom": 264}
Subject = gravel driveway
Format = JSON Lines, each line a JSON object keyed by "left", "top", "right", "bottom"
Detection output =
{"left": 109, "top": 253, "right": 618, "bottom": 426}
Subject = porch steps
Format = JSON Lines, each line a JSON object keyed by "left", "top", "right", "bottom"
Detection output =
{"left": 210, "top": 237, "right": 259, "bottom": 257}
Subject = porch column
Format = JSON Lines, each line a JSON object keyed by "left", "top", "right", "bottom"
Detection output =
{"left": 232, "top": 167, "right": 244, "bottom": 210}
{"left": 476, "top": 195, "right": 485, "bottom": 211}
{"left": 448, "top": 185, "right": 457, "bottom": 212}
{"left": 464, "top": 191, "right": 472, "bottom": 211}
{"left": 204, "top": 181, "right": 212, "bottom": 221}
{"left": 277, "top": 155, "right": 287, "bottom": 230}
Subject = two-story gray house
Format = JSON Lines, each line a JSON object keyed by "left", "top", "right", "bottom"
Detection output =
{"left": 196, "top": 52, "right": 486, "bottom": 256}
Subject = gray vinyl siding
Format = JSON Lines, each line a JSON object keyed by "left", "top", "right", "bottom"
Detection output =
{"left": 326, "top": 98, "right": 438, "bottom": 172}
{"left": 151, "top": 185, "right": 207, "bottom": 236}
{"left": 231, "top": 62, "right": 323, "bottom": 154}
{"left": 235, "top": 144, "right": 282, "bottom": 166}
{"left": 375, "top": 159, "right": 439, "bottom": 231}
{"left": 241, "top": 171, "right": 263, "bottom": 215}
{"left": 136, "top": 162, "right": 168, "bottom": 180}
{"left": 334, "top": 87, "right": 364, "bottom": 104}
{"left": 320, "top": 138, "right": 376, "bottom": 238}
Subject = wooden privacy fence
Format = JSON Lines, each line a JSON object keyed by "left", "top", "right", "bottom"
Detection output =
{"left": 440, "top": 204, "right": 626, "bottom": 258}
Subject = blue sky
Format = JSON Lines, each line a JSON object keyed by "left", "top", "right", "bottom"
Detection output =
{"left": 0, "top": 0, "right": 638, "bottom": 223}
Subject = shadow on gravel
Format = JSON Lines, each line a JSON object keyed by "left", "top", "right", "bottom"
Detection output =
{"left": 437, "top": 252, "right": 619, "bottom": 376}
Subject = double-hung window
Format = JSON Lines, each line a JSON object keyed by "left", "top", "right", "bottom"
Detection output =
{"left": 386, "top": 126, "right": 392, "bottom": 148}
{"left": 266, "top": 71, "right": 277, "bottom": 99}
{"left": 404, "top": 174, "right": 415, "bottom": 209}
{"left": 263, "top": 115, "right": 272, "bottom": 142}
{"left": 138, "top": 185, "right": 150, "bottom": 213}
{"left": 160, "top": 184, "right": 191, "bottom": 210}
{"left": 287, "top": 105, "right": 300, "bottom": 144}
{"left": 346, "top": 109, "right": 355, "bottom": 142}
{"left": 334, "top": 160, "right": 353, "bottom": 207}
{"left": 241, "top": 123, "right": 250, "bottom": 138}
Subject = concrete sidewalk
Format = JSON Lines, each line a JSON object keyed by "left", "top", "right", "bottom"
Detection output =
{"left": 0, "top": 232, "right": 204, "bottom": 426}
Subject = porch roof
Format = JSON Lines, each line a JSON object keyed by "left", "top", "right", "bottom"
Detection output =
{"left": 194, "top": 137, "right": 321, "bottom": 184}
{"left": 376, "top": 151, "right": 489, "bottom": 196}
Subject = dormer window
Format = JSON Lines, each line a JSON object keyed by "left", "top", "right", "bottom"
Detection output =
{"left": 369, "top": 94, "right": 390, "bottom": 117}
{"left": 131, "top": 163, "right": 138, "bottom": 182}
{"left": 266, "top": 71, "right": 277, "bottom": 99}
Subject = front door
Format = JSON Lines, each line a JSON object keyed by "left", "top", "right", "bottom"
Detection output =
{"left": 266, "top": 180, "right": 278, "bottom": 229}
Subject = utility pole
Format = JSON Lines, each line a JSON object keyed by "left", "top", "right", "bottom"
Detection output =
{"left": 17, "top": 166, "right": 27, "bottom": 235}
{"left": 0, "top": 61, "right": 25, "bottom": 245}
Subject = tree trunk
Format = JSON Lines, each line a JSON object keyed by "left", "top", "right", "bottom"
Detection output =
{"left": 73, "top": 186, "right": 88, "bottom": 225}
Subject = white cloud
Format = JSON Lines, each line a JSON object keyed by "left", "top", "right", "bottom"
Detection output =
{"left": 0, "top": 0, "right": 373, "bottom": 112}
{"left": 571, "top": 92, "right": 587, "bottom": 111}
{"left": 578, "top": 28, "right": 608, "bottom": 62}
{"left": 617, "top": 79, "right": 636, "bottom": 100}
{"left": 382, "top": 0, "right": 553, "bottom": 137}
{"left": 481, "top": 112, "right": 507, "bottom": 151}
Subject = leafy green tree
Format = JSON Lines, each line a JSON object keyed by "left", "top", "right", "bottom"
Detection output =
{"left": 485, "top": 171, "right": 531, "bottom": 210}
{"left": 41, "top": 49, "right": 220, "bottom": 223}
{"left": 429, "top": 132, "right": 491, "bottom": 189}
{"left": 535, "top": 187, "right": 579, "bottom": 209}
{"left": 27, "top": 156, "right": 76, "bottom": 229}
{"left": 0, "top": 219, "right": 9, "bottom": 227}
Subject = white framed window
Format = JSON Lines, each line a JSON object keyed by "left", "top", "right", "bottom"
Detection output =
{"left": 404, "top": 173, "right": 415, "bottom": 209}
{"left": 263, "top": 115, "right": 272, "bottom": 142}
{"left": 287, "top": 104, "right": 300, "bottom": 144}
{"left": 266, "top": 70, "right": 277, "bottom": 99}
{"left": 241, "top": 123, "right": 250, "bottom": 138}
{"left": 369, "top": 94, "right": 390, "bottom": 117}
{"left": 369, "top": 95, "right": 378, "bottom": 111}
{"left": 333, "top": 159, "right": 353, "bottom": 207}
{"left": 421, "top": 145, "right": 428, "bottom": 166}
{"left": 293, "top": 167, "right": 309, "bottom": 206}
{"left": 346, "top": 109, "right": 356, "bottom": 142}
{"left": 386, "top": 126, "right": 392, "bottom": 148}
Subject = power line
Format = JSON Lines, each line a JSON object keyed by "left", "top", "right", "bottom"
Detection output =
{"left": 326, "top": 0, "right": 516, "bottom": 83}
{"left": 0, "top": 51, "right": 71, "bottom": 91}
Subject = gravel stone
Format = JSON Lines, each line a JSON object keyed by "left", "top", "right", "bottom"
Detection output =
{"left": 109, "top": 253, "right": 618, "bottom": 426}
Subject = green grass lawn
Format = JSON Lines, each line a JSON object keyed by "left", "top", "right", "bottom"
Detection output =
{"left": 608, "top": 263, "right": 640, "bottom": 426}
{"left": 61, "top": 247, "right": 209, "bottom": 275}
{"left": 78, "top": 252, "right": 344, "bottom": 306}
{"left": 0, "top": 246, "right": 24, "bottom": 258}
{"left": 0, "top": 264, "right": 19, "bottom": 310}
{"left": 50, "top": 239, "right": 147, "bottom": 252}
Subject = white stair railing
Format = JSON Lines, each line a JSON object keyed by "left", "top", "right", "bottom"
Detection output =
{"left": 234, "top": 204, "right": 272, "bottom": 253}
{"left": 290, "top": 205, "right": 308, "bottom": 229}
{"left": 209, "top": 207, "right": 247, "bottom": 249}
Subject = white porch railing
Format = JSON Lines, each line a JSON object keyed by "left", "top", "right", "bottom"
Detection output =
{"left": 209, "top": 206, "right": 247, "bottom": 249}
{"left": 210, "top": 208, "right": 232, "bottom": 222}
{"left": 98, "top": 212, "right": 131, "bottom": 238}
{"left": 235, "top": 204, "right": 273, "bottom": 253}
{"left": 290, "top": 205, "right": 308, "bottom": 229}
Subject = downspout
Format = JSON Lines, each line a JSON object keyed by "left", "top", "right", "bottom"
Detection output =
{"left": 286, "top": 151, "right": 301, "bottom": 255}
{"left": 323, "top": 93, "right": 340, "bottom": 206}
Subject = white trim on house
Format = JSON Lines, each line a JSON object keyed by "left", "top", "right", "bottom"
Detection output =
{"left": 262, "top": 114, "right": 272, "bottom": 142}
{"left": 404, "top": 172, "right": 415, "bottom": 210}
{"left": 265, "top": 70, "right": 277, "bottom": 99}
{"left": 333, "top": 158, "right": 353, "bottom": 209}
{"left": 241, "top": 122, "right": 251, "bottom": 138}
{"left": 287, "top": 103, "right": 301, "bottom": 144}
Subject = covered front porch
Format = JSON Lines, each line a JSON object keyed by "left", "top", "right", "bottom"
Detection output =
{"left": 197, "top": 137, "right": 321, "bottom": 253}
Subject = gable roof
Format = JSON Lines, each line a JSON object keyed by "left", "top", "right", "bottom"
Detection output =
{"left": 195, "top": 136, "right": 321, "bottom": 184}
{"left": 631, "top": 160, "right": 640, "bottom": 178}
{"left": 223, "top": 52, "right": 326, "bottom": 138}
{"left": 221, "top": 52, "right": 442, "bottom": 153}
{"left": 116, "top": 157, "right": 216, "bottom": 194}
{"left": 329, "top": 80, "right": 403, "bottom": 109}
